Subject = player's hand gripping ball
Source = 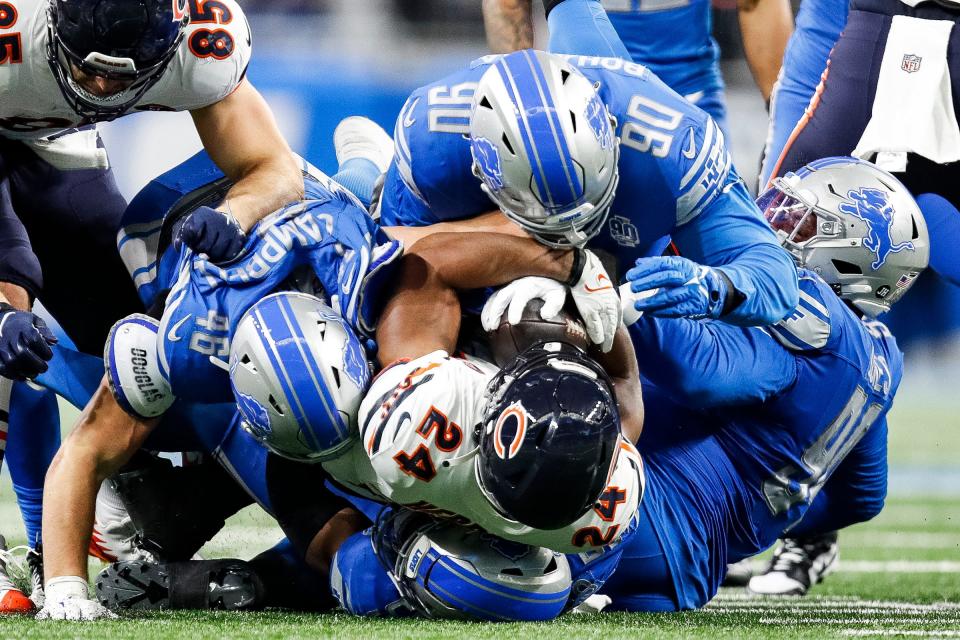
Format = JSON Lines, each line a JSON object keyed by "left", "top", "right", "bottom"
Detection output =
{"left": 484, "top": 278, "right": 589, "bottom": 367}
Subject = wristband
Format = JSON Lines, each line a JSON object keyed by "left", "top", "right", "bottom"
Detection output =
{"left": 566, "top": 249, "right": 587, "bottom": 287}
{"left": 45, "top": 576, "right": 89, "bottom": 601}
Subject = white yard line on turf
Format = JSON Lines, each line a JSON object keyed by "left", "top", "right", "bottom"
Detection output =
{"left": 849, "top": 532, "right": 960, "bottom": 550}
{"left": 842, "top": 631, "right": 960, "bottom": 637}
{"left": 839, "top": 561, "right": 960, "bottom": 573}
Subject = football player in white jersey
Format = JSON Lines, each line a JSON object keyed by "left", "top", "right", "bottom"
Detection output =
{"left": 0, "top": 0, "right": 301, "bottom": 620}
{"left": 346, "top": 231, "right": 645, "bottom": 552}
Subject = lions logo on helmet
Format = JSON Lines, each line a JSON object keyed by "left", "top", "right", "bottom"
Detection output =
{"left": 470, "top": 136, "right": 504, "bottom": 192}
{"left": 584, "top": 94, "right": 613, "bottom": 151}
{"left": 491, "top": 401, "right": 529, "bottom": 460}
{"left": 838, "top": 188, "right": 916, "bottom": 270}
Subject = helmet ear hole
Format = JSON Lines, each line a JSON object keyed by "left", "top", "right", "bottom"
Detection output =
{"left": 500, "top": 567, "right": 523, "bottom": 577}
{"left": 501, "top": 133, "right": 515, "bottom": 155}
{"left": 832, "top": 259, "right": 862, "bottom": 275}
{"left": 479, "top": 96, "right": 493, "bottom": 110}
{"left": 267, "top": 395, "right": 284, "bottom": 416}
{"left": 331, "top": 367, "right": 342, "bottom": 388}
{"left": 560, "top": 69, "right": 571, "bottom": 83}
{"left": 911, "top": 216, "right": 920, "bottom": 240}
{"left": 569, "top": 111, "right": 578, "bottom": 133}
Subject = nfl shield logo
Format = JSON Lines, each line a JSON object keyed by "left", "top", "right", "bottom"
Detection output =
{"left": 901, "top": 54, "right": 922, "bottom": 73}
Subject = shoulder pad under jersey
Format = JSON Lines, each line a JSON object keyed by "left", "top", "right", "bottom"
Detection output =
{"left": 767, "top": 271, "right": 838, "bottom": 351}
{"left": 137, "top": 0, "right": 252, "bottom": 112}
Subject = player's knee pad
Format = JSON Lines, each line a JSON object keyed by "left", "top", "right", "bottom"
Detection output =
{"left": 329, "top": 528, "right": 406, "bottom": 617}
{"left": 105, "top": 314, "right": 174, "bottom": 420}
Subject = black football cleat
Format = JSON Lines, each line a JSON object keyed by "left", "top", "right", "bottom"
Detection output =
{"left": 747, "top": 531, "right": 839, "bottom": 596}
{"left": 96, "top": 559, "right": 264, "bottom": 611}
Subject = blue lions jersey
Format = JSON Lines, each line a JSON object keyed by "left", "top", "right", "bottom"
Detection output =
{"left": 601, "top": 0, "right": 721, "bottom": 101}
{"left": 116, "top": 151, "right": 401, "bottom": 405}
{"left": 382, "top": 54, "right": 797, "bottom": 325}
{"left": 601, "top": 270, "right": 902, "bottom": 609}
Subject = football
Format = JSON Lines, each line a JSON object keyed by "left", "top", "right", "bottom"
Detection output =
{"left": 488, "top": 299, "right": 590, "bottom": 367}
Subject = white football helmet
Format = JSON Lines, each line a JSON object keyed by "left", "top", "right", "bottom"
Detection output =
{"left": 229, "top": 292, "right": 371, "bottom": 461}
{"left": 758, "top": 157, "right": 930, "bottom": 317}
{"left": 470, "top": 50, "right": 619, "bottom": 248}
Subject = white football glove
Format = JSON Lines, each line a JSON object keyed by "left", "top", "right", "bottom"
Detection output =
{"left": 481, "top": 277, "right": 567, "bottom": 332}
{"left": 36, "top": 576, "right": 117, "bottom": 621}
{"left": 569, "top": 250, "right": 621, "bottom": 352}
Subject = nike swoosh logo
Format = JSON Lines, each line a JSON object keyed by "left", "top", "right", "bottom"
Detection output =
{"left": 403, "top": 97, "right": 420, "bottom": 128}
{"left": 166, "top": 315, "right": 191, "bottom": 343}
{"left": 682, "top": 128, "right": 697, "bottom": 160}
{"left": 584, "top": 273, "right": 614, "bottom": 293}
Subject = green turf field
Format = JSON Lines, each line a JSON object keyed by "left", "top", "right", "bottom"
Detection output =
{"left": 1, "top": 372, "right": 958, "bottom": 638}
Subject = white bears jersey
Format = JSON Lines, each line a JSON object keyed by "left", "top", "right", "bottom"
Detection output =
{"left": 346, "top": 350, "right": 646, "bottom": 554}
{"left": 0, "top": 0, "right": 251, "bottom": 140}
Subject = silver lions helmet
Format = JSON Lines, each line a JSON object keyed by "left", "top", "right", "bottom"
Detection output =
{"left": 758, "top": 157, "right": 930, "bottom": 317}
{"left": 229, "top": 292, "right": 371, "bottom": 462}
{"left": 469, "top": 50, "right": 620, "bottom": 248}
{"left": 375, "top": 510, "right": 572, "bottom": 621}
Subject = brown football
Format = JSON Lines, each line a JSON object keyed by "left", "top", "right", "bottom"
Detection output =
{"left": 488, "top": 299, "right": 590, "bottom": 367}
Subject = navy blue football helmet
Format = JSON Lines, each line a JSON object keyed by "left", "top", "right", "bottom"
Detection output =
{"left": 47, "top": 0, "right": 190, "bottom": 119}
{"left": 477, "top": 342, "right": 621, "bottom": 530}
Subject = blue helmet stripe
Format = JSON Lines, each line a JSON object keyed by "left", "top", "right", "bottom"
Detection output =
{"left": 498, "top": 52, "right": 582, "bottom": 209}
{"left": 252, "top": 298, "right": 318, "bottom": 449}
{"left": 522, "top": 51, "right": 583, "bottom": 202}
{"left": 276, "top": 295, "right": 349, "bottom": 442}
{"left": 273, "top": 296, "right": 349, "bottom": 449}
{"left": 497, "top": 57, "right": 551, "bottom": 205}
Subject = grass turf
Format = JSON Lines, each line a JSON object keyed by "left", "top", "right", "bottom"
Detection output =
{"left": 1, "top": 398, "right": 958, "bottom": 638}
{"left": 0, "top": 496, "right": 957, "bottom": 639}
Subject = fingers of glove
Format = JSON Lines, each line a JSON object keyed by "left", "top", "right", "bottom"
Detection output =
{"left": 25, "top": 327, "right": 55, "bottom": 361}
{"left": 538, "top": 287, "right": 566, "bottom": 320}
{"left": 79, "top": 600, "right": 117, "bottom": 621}
{"left": 580, "top": 309, "right": 605, "bottom": 345}
{"left": 633, "top": 286, "right": 697, "bottom": 315}
{"left": 32, "top": 316, "right": 58, "bottom": 345}
{"left": 601, "top": 301, "right": 621, "bottom": 353}
{"left": 480, "top": 289, "right": 510, "bottom": 331}
{"left": 506, "top": 289, "right": 535, "bottom": 325}
{"left": 12, "top": 343, "right": 49, "bottom": 378}
{"left": 627, "top": 256, "right": 679, "bottom": 280}
{"left": 628, "top": 269, "right": 688, "bottom": 292}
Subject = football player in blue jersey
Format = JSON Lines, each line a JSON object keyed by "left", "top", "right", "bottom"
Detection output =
{"left": 483, "top": 156, "right": 926, "bottom": 609}
{"left": 36, "top": 142, "right": 625, "bottom": 620}
{"left": 375, "top": 49, "right": 799, "bottom": 349}
{"left": 482, "top": 0, "right": 793, "bottom": 136}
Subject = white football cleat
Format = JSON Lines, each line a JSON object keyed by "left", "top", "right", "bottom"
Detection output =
{"left": 0, "top": 536, "right": 34, "bottom": 614}
{"left": 333, "top": 116, "right": 394, "bottom": 173}
{"left": 748, "top": 531, "right": 839, "bottom": 596}
{"left": 26, "top": 546, "right": 44, "bottom": 608}
{"left": 88, "top": 482, "right": 155, "bottom": 564}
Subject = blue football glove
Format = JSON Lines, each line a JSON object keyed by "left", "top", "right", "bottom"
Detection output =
{"left": 0, "top": 303, "right": 57, "bottom": 381}
{"left": 176, "top": 205, "right": 247, "bottom": 264}
{"left": 626, "top": 256, "right": 728, "bottom": 320}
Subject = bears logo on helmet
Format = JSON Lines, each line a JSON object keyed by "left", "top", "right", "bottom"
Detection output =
{"left": 492, "top": 401, "right": 528, "bottom": 460}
